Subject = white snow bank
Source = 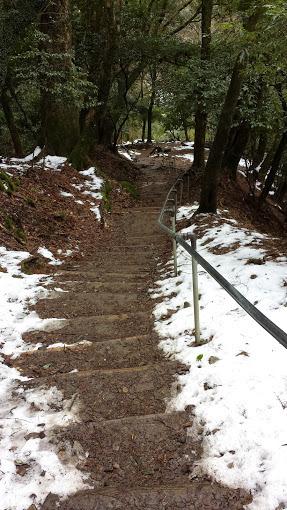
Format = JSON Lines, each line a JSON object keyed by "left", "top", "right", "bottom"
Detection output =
{"left": 11, "top": 146, "right": 42, "bottom": 163}
{"left": 39, "top": 155, "right": 67, "bottom": 170}
{"left": 38, "top": 247, "right": 62, "bottom": 266}
{"left": 78, "top": 167, "right": 104, "bottom": 220}
{"left": 0, "top": 150, "right": 67, "bottom": 174}
{"left": 0, "top": 147, "right": 42, "bottom": 173}
{"left": 153, "top": 204, "right": 287, "bottom": 510}
{"left": 118, "top": 148, "right": 140, "bottom": 161}
{"left": 0, "top": 247, "right": 88, "bottom": 509}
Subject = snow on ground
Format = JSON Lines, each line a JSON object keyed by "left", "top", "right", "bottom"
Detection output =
{"left": 0, "top": 152, "right": 104, "bottom": 508}
{"left": 38, "top": 155, "right": 67, "bottom": 170}
{"left": 175, "top": 153, "right": 194, "bottom": 162}
{"left": 174, "top": 142, "right": 195, "bottom": 150}
{"left": 74, "top": 167, "right": 104, "bottom": 220}
{"left": 118, "top": 147, "right": 141, "bottom": 160}
{"left": 153, "top": 204, "right": 287, "bottom": 510}
{"left": 60, "top": 191, "right": 74, "bottom": 198}
{"left": 11, "top": 147, "right": 42, "bottom": 163}
{"left": 38, "top": 246, "right": 63, "bottom": 266}
{"left": 0, "top": 247, "right": 88, "bottom": 509}
{"left": 1, "top": 147, "right": 104, "bottom": 221}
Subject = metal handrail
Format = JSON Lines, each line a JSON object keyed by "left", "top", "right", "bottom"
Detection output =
{"left": 158, "top": 167, "right": 287, "bottom": 349}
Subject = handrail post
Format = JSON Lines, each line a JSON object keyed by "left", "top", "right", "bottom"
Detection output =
{"left": 170, "top": 189, "right": 178, "bottom": 276}
{"left": 183, "top": 233, "right": 201, "bottom": 343}
{"left": 158, "top": 171, "right": 287, "bottom": 350}
{"left": 171, "top": 203, "right": 177, "bottom": 276}
{"left": 191, "top": 236, "right": 201, "bottom": 343}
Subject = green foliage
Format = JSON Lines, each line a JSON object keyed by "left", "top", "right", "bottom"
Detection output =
{"left": 4, "top": 215, "right": 26, "bottom": 243}
{"left": 102, "top": 181, "right": 113, "bottom": 212}
{"left": 0, "top": 171, "right": 19, "bottom": 195}
{"left": 120, "top": 181, "right": 139, "bottom": 200}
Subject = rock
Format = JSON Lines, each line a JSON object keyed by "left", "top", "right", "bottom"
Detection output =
{"left": 208, "top": 356, "right": 220, "bottom": 364}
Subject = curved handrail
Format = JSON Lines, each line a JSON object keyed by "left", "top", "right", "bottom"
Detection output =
{"left": 158, "top": 168, "right": 287, "bottom": 350}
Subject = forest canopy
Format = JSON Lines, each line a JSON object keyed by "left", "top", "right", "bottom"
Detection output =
{"left": 1, "top": 0, "right": 287, "bottom": 213}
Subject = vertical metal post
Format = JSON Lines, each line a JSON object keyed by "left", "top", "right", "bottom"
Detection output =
{"left": 191, "top": 237, "right": 201, "bottom": 343}
{"left": 172, "top": 211, "right": 177, "bottom": 277}
{"left": 170, "top": 190, "right": 178, "bottom": 277}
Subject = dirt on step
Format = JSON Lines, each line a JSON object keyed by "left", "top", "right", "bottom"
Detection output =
{"left": 10, "top": 158, "right": 252, "bottom": 509}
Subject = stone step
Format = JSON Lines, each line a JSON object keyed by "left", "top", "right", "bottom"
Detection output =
{"left": 56, "top": 270, "right": 152, "bottom": 282}
{"left": 50, "top": 279, "right": 147, "bottom": 293}
{"left": 23, "top": 311, "right": 152, "bottom": 345}
{"left": 14, "top": 335, "right": 162, "bottom": 377}
{"left": 43, "top": 481, "right": 252, "bottom": 510}
{"left": 25, "top": 362, "right": 185, "bottom": 422}
{"left": 124, "top": 235, "right": 166, "bottom": 242}
{"left": 78, "top": 250, "right": 159, "bottom": 261}
{"left": 94, "top": 244, "right": 160, "bottom": 252}
{"left": 34, "top": 291, "right": 149, "bottom": 318}
{"left": 65, "top": 263, "right": 153, "bottom": 273}
{"left": 45, "top": 412, "right": 199, "bottom": 492}
{"left": 113, "top": 207, "right": 161, "bottom": 214}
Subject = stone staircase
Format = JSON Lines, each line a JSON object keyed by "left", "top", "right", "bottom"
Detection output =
{"left": 14, "top": 165, "right": 251, "bottom": 509}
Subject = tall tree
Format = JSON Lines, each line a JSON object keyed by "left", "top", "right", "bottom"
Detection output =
{"left": 40, "top": 0, "right": 80, "bottom": 155}
{"left": 147, "top": 66, "right": 157, "bottom": 143}
{"left": 0, "top": 83, "right": 23, "bottom": 157}
{"left": 197, "top": 0, "right": 264, "bottom": 213}
{"left": 197, "top": 50, "right": 248, "bottom": 212}
{"left": 260, "top": 82, "right": 287, "bottom": 201}
{"left": 193, "top": 0, "right": 213, "bottom": 171}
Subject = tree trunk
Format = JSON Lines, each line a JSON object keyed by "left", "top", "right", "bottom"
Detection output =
{"left": 0, "top": 87, "right": 23, "bottom": 157}
{"left": 198, "top": 0, "right": 263, "bottom": 212}
{"left": 147, "top": 67, "right": 157, "bottom": 144}
{"left": 260, "top": 131, "right": 287, "bottom": 201}
{"left": 142, "top": 118, "right": 146, "bottom": 142}
{"left": 222, "top": 120, "right": 250, "bottom": 179}
{"left": 198, "top": 51, "right": 248, "bottom": 212}
{"left": 193, "top": 0, "right": 213, "bottom": 171}
{"left": 40, "top": 0, "right": 80, "bottom": 156}
{"left": 70, "top": 0, "right": 122, "bottom": 167}
{"left": 94, "top": 1, "right": 119, "bottom": 147}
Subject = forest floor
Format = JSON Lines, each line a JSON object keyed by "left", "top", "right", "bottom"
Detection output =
{"left": 0, "top": 143, "right": 286, "bottom": 509}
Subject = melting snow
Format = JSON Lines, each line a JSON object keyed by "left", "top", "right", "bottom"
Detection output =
{"left": 37, "top": 247, "right": 62, "bottom": 266}
{"left": 0, "top": 247, "right": 87, "bottom": 509}
{"left": 38, "top": 156, "right": 67, "bottom": 170}
{"left": 153, "top": 204, "right": 287, "bottom": 510}
{"left": 79, "top": 167, "right": 103, "bottom": 220}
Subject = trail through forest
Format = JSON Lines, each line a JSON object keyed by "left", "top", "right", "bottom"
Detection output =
{"left": 10, "top": 157, "right": 252, "bottom": 509}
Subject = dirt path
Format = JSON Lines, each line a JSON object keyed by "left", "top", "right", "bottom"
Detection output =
{"left": 14, "top": 162, "right": 251, "bottom": 509}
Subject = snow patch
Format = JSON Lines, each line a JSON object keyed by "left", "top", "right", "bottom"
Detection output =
{"left": 39, "top": 156, "right": 67, "bottom": 171}
{"left": 153, "top": 205, "right": 287, "bottom": 510}
{"left": 0, "top": 247, "right": 87, "bottom": 509}
{"left": 79, "top": 167, "right": 104, "bottom": 220}
{"left": 37, "top": 247, "right": 62, "bottom": 266}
